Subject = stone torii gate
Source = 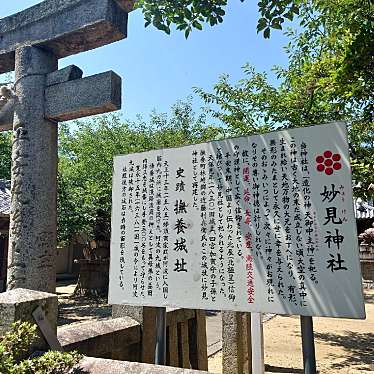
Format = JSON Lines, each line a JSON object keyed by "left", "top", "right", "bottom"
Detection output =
{"left": 0, "top": 0, "right": 134, "bottom": 293}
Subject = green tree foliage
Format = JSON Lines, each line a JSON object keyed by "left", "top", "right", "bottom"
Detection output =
{"left": 0, "top": 132, "right": 11, "bottom": 180}
{"left": 136, "top": 0, "right": 302, "bottom": 38}
{"left": 0, "top": 72, "right": 14, "bottom": 181}
{"left": 195, "top": 0, "right": 374, "bottom": 198}
{"left": 290, "top": 0, "right": 374, "bottom": 194}
{"left": 57, "top": 99, "right": 222, "bottom": 242}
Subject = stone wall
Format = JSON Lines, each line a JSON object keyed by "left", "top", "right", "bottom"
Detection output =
{"left": 78, "top": 356, "right": 212, "bottom": 374}
{"left": 58, "top": 317, "right": 141, "bottom": 362}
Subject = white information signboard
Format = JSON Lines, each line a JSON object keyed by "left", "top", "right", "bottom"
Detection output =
{"left": 109, "top": 122, "right": 365, "bottom": 319}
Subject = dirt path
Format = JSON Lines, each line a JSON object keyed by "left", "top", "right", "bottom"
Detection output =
{"left": 56, "top": 280, "right": 111, "bottom": 326}
{"left": 208, "top": 290, "right": 374, "bottom": 374}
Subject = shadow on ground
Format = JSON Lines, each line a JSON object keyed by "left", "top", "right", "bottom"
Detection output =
{"left": 58, "top": 295, "right": 111, "bottom": 326}
{"left": 265, "top": 364, "right": 304, "bottom": 373}
{"left": 314, "top": 330, "right": 374, "bottom": 370}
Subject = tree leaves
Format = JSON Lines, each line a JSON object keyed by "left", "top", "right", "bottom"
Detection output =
{"left": 257, "top": 17, "right": 268, "bottom": 32}
{"left": 139, "top": 0, "right": 228, "bottom": 37}
{"left": 192, "top": 20, "right": 203, "bottom": 30}
{"left": 136, "top": 0, "right": 304, "bottom": 39}
{"left": 194, "top": 0, "right": 374, "bottom": 198}
{"left": 256, "top": 0, "right": 300, "bottom": 37}
{"left": 0, "top": 133, "right": 11, "bottom": 180}
{"left": 194, "top": 64, "right": 277, "bottom": 135}
{"left": 57, "top": 101, "right": 223, "bottom": 242}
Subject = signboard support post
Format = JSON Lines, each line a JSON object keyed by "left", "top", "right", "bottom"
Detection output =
{"left": 301, "top": 316, "right": 316, "bottom": 374}
{"left": 251, "top": 312, "right": 264, "bottom": 374}
{"left": 155, "top": 306, "right": 167, "bottom": 365}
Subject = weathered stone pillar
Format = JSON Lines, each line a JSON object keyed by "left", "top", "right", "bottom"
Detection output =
{"left": 7, "top": 46, "right": 58, "bottom": 293}
{"left": 222, "top": 311, "right": 252, "bottom": 374}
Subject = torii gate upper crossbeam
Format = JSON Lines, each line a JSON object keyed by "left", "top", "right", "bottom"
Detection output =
{"left": 0, "top": 0, "right": 133, "bottom": 73}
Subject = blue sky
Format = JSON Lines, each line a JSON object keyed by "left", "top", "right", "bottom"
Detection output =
{"left": 0, "top": 1, "right": 291, "bottom": 122}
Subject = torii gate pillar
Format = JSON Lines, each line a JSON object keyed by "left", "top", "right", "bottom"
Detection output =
{"left": 0, "top": 0, "right": 133, "bottom": 293}
{"left": 8, "top": 46, "right": 58, "bottom": 292}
